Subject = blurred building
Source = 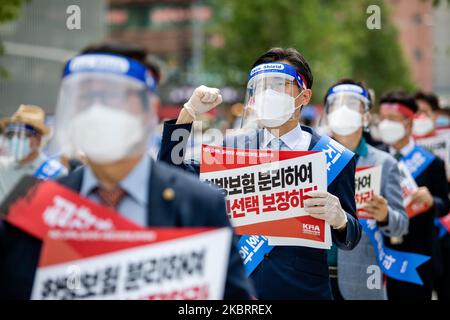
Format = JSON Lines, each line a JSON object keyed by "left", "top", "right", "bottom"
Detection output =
{"left": 106, "top": 0, "right": 244, "bottom": 120}
{"left": 387, "top": 0, "right": 450, "bottom": 103}
{"left": 433, "top": 0, "right": 450, "bottom": 106}
{"left": 387, "top": 0, "right": 434, "bottom": 91}
{"left": 0, "top": 0, "right": 106, "bottom": 117}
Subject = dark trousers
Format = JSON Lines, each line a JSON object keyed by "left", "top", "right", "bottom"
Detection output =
{"left": 435, "top": 237, "right": 450, "bottom": 300}
{"left": 330, "top": 277, "right": 344, "bottom": 300}
{"left": 387, "top": 278, "right": 433, "bottom": 300}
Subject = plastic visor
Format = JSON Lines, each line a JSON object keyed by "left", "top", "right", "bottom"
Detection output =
{"left": 319, "top": 85, "right": 369, "bottom": 130}
{"left": 49, "top": 71, "right": 157, "bottom": 158}
{"left": 325, "top": 84, "right": 370, "bottom": 113}
{"left": 3, "top": 123, "right": 39, "bottom": 161}
{"left": 241, "top": 69, "right": 302, "bottom": 131}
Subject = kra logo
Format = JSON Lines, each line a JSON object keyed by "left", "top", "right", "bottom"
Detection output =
{"left": 302, "top": 223, "right": 320, "bottom": 236}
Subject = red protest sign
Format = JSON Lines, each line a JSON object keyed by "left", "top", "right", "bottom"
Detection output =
{"left": 355, "top": 166, "right": 382, "bottom": 219}
{"left": 2, "top": 180, "right": 232, "bottom": 300}
{"left": 32, "top": 227, "right": 231, "bottom": 300}
{"left": 4, "top": 180, "right": 141, "bottom": 241}
{"left": 398, "top": 162, "right": 430, "bottom": 218}
{"left": 200, "top": 145, "right": 330, "bottom": 249}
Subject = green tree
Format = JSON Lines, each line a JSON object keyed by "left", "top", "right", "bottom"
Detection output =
{"left": 346, "top": 0, "right": 416, "bottom": 102}
{"left": 0, "top": 0, "right": 28, "bottom": 77}
{"left": 204, "top": 0, "right": 415, "bottom": 104}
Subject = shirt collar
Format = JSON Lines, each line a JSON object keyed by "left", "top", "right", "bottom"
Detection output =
{"left": 81, "top": 155, "right": 150, "bottom": 207}
{"left": 354, "top": 137, "right": 369, "bottom": 157}
{"left": 389, "top": 137, "right": 415, "bottom": 157}
{"left": 262, "top": 124, "right": 303, "bottom": 150}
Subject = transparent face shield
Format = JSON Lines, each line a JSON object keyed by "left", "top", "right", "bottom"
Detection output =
{"left": 3, "top": 123, "right": 40, "bottom": 162}
{"left": 50, "top": 72, "right": 157, "bottom": 163}
{"left": 319, "top": 85, "right": 370, "bottom": 135}
{"left": 241, "top": 72, "right": 303, "bottom": 133}
{"left": 325, "top": 92, "right": 369, "bottom": 114}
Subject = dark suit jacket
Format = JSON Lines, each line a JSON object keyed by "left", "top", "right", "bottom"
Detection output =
{"left": 377, "top": 143, "right": 450, "bottom": 286}
{"left": 158, "top": 120, "right": 362, "bottom": 299}
{"left": 0, "top": 159, "right": 254, "bottom": 299}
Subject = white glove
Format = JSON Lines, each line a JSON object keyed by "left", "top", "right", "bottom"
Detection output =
{"left": 304, "top": 190, "right": 348, "bottom": 230}
{"left": 183, "top": 85, "right": 223, "bottom": 119}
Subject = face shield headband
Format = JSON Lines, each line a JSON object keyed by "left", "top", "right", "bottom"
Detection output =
{"left": 325, "top": 84, "right": 370, "bottom": 112}
{"left": 5, "top": 123, "right": 40, "bottom": 137}
{"left": 248, "top": 62, "right": 307, "bottom": 90}
{"left": 63, "top": 53, "right": 157, "bottom": 93}
{"left": 51, "top": 53, "right": 158, "bottom": 163}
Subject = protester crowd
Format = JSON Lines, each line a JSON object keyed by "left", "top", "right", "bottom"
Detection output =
{"left": 0, "top": 42, "right": 449, "bottom": 300}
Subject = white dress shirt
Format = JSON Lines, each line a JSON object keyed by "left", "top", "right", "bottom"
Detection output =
{"left": 262, "top": 124, "right": 312, "bottom": 151}
{"left": 389, "top": 137, "right": 415, "bottom": 157}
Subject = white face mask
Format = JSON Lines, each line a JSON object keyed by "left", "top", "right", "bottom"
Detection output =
{"left": 70, "top": 103, "right": 145, "bottom": 164}
{"left": 327, "top": 106, "right": 362, "bottom": 136}
{"left": 254, "top": 89, "right": 296, "bottom": 128}
{"left": 378, "top": 119, "right": 406, "bottom": 145}
{"left": 412, "top": 116, "right": 434, "bottom": 136}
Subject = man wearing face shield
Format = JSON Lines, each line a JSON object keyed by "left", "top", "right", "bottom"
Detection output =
{"left": 413, "top": 91, "right": 441, "bottom": 138}
{"left": 413, "top": 91, "right": 450, "bottom": 301}
{"left": 322, "top": 80, "right": 408, "bottom": 300}
{"left": 0, "top": 43, "right": 253, "bottom": 299}
{"left": 0, "top": 105, "right": 66, "bottom": 202}
{"left": 159, "top": 48, "right": 361, "bottom": 300}
{"left": 376, "top": 91, "right": 449, "bottom": 300}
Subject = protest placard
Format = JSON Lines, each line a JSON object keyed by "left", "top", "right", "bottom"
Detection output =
{"left": 415, "top": 133, "right": 450, "bottom": 179}
{"left": 31, "top": 227, "right": 231, "bottom": 300}
{"left": 200, "top": 145, "right": 330, "bottom": 249}
{"left": 397, "top": 162, "right": 429, "bottom": 218}
{"left": 1, "top": 179, "right": 231, "bottom": 300}
{"left": 353, "top": 166, "right": 430, "bottom": 285}
{"left": 354, "top": 166, "right": 382, "bottom": 219}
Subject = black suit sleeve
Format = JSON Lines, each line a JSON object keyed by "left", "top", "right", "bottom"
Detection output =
{"left": 202, "top": 189, "right": 254, "bottom": 299}
{"left": 428, "top": 157, "right": 450, "bottom": 218}
{"left": 328, "top": 156, "right": 362, "bottom": 250}
{"left": 158, "top": 119, "right": 200, "bottom": 175}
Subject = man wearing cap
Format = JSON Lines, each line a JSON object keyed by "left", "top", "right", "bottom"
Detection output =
{"left": 0, "top": 42, "right": 253, "bottom": 300}
{"left": 0, "top": 105, "right": 66, "bottom": 202}
{"left": 376, "top": 90, "right": 449, "bottom": 300}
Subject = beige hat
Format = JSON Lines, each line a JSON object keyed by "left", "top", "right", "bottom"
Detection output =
{"left": 0, "top": 104, "right": 49, "bottom": 135}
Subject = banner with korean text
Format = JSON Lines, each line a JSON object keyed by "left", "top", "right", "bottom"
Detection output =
{"left": 355, "top": 166, "right": 430, "bottom": 285}
{"left": 199, "top": 144, "right": 330, "bottom": 249}
{"left": 1, "top": 179, "right": 231, "bottom": 300}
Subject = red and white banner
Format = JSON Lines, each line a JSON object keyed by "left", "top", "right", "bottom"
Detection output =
{"left": 4, "top": 180, "right": 142, "bottom": 240}
{"left": 355, "top": 166, "right": 382, "bottom": 219}
{"left": 31, "top": 228, "right": 231, "bottom": 300}
{"left": 398, "top": 162, "right": 429, "bottom": 218}
{"left": 3, "top": 180, "right": 231, "bottom": 300}
{"left": 200, "top": 145, "right": 331, "bottom": 249}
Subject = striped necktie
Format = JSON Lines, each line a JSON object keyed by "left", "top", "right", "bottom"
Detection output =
{"left": 268, "top": 138, "right": 285, "bottom": 151}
